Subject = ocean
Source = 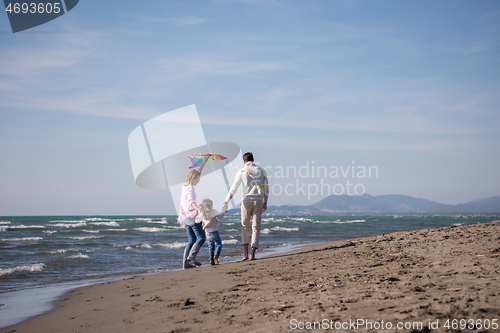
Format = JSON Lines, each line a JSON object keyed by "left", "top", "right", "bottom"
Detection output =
{"left": 1, "top": 214, "right": 498, "bottom": 294}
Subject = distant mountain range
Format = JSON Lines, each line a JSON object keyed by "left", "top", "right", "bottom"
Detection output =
{"left": 226, "top": 194, "right": 500, "bottom": 215}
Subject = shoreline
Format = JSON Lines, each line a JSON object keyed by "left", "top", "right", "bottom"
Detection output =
{"left": 3, "top": 222, "right": 499, "bottom": 332}
{"left": 0, "top": 242, "right": 312, "bottom": 329}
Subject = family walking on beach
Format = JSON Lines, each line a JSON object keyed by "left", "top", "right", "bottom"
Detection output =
{"left": 177, "top": 152, "right": 269, "bottom": 269}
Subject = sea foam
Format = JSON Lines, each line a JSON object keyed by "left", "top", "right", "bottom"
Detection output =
{"left": 65, "top": 253, "right": 90, "bottom": 259}
{"left": 90, "top": 222, "right": 119, "bottom": 227}
{"left": 342, "top": 219, "right": 366, "bottom": 223}
{"left": 51, "top": 222, "right": 87, "bottom": 228}
{"left": 270, "top": 226, "right": 299, "bottom": 232}
{"left": 0, "top": 237, "right": 43, "bottom": 242}
{"left": 314, "top": 219, "right": 365, "bottom": 224}
{"left": 0, "top": 263, "right": 46, "bottom": 276}
{"left": 85, "top": 218, "right": 112, "bottom": 222}
{"left": 45, "top": 249, "right": 75, "bottom": 254}
{"left": 49, "top": 220, "right": 85, "bottom": 223}
{"left": 133, "top": 227, "right": 166, "bottom": 232}
{"left": 4, "top": 225, "right": 46, "bottom": 229}
{"left": 152, "top": 242, "right": 187, "bottom": 249}
{"left": 66, "top": 236, "right": 104, "bottom": 240}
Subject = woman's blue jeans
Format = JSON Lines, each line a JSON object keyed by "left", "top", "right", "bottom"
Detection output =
{"left": 184, "top": 222, "right": 205, "bottom": 258}
{"left": 206, "top": 230, "right": 222, "bottom": 262}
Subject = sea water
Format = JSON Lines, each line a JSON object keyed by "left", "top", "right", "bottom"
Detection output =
{"left": 0, "top": 214, "right": 498, "bottom": 327}
{"left": 1, "top": 214, "right": 498, "bottom": 293}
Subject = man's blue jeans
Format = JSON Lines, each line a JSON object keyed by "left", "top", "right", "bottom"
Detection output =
{"left": 206, "top": 230, "right": 222, "bottom": 262}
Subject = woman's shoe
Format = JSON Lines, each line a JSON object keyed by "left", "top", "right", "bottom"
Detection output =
{"left": 188, "top": 258, "right": 202, "bottom": 266}
{"left": 210, "top": 261, "right": 215, "bottom": 266}
{"left": 183, "top": 261, "right": 195, "bottom": 269}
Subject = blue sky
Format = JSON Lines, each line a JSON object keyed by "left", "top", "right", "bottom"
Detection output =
{"left": 0, "top": 0, "right": 499, "bottom": 215}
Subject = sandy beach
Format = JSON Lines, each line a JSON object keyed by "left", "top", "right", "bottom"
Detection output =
{"left": 3, "top": 221, "right": 499, "bottom": 333}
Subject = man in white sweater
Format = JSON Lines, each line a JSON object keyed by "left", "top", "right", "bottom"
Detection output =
{"left": 223, "top": 152, "right": 269, "bottom": 260}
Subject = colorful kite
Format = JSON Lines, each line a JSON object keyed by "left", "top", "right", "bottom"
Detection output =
{"left": 188, "top": 154, "right": 228, "bottom": 169}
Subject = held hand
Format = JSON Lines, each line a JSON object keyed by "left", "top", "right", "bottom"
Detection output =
{"left": 222, "top": 202, "right": 229, "bottom": 213}
{"left": 192, "top": 202, "right": 201, "bottom": 212}
{"left": 263, "top": 203, "right": 267, "bottom": 212}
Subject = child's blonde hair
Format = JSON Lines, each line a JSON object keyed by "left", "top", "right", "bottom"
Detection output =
{"left": 185, "top": 169, "right": 201, "bottom": 185}
{"left": 200, "top": 199, "right": 214, "bottom": 220}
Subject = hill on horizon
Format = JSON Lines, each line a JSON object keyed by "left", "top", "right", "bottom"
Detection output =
{"left": 226, "top": 194, "right": 500, "bottom": 215}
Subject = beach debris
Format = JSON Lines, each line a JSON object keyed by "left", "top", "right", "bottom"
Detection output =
{"left": 386, "top": 277, "right": 400, "bottom": 282}
{"left": 146, "top": 295, "right": 162, "bottom": 302}
{"left": 167, "top": 302, "right": 181, "bottom": 308}
{"left": 476, "top": 253, "right": 500, "bottom": 257}
{"left": 342, "top": 240, "right": 355, "bottom": 247}
{"left": 184, "top": 298, "right": 195, "bottom": 306}
{"left": 429, "top": 260, "right": 455, "bottom": 266}
{"left": 277, "top": 304, "right": 294, "bottom": 311}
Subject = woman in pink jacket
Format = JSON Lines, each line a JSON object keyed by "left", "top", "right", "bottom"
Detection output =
{"left": 177, "top": 157, "right": 208, "bottom": 269}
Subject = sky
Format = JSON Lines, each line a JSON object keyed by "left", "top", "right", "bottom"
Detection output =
{"left": 0, "top": 0, "right": 499, "bottom": 215}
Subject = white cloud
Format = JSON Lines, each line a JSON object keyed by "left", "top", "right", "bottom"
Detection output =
{"left": 157, "top": 55, "right": 288, "bottom": 77}
{"left": 0, "top": 95, "right": 159, "bottom": 120}
{"left": 245, "top": 135, "right": 452, "bottom": 151}
{"left": 201, "top": 76, "right": 500, "bottom": 136}
{"left": 0, "top": 31, "right": 99, "bottom": 77}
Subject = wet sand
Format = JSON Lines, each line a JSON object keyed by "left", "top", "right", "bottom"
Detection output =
{"left": 3, "top": 221, "right": 499, "bottom": 332}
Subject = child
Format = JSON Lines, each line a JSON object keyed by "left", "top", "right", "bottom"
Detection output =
{"left": 196, "top": 199, "right": 225, "bottom": 265}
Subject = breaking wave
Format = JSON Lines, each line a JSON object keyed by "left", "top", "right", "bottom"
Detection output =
{"left": 152, "top": 242, "right": 187, "bottom": 249}
{"left": 133, "top": 227, "right": 167, "bottom": 232}
{"left": 65, "top": 253, "right": 90, "bottom": 259}
{"left": 270, "top": 226, "right": 299, "bottom": 232}
{"left": 0, "top": 237, "right": 43, "bottom": 242}
{"left": 0, "top": 263, "right": 46, "bottom": 276}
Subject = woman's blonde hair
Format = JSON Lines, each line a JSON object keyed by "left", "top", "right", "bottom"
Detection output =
{"left": 185, "top": 169, "right": 201, "bottom": 185}
{"left": 200, "top": 199, "right": 214, "bottom": 220}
